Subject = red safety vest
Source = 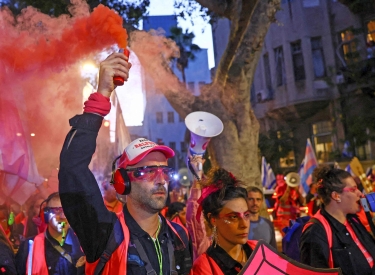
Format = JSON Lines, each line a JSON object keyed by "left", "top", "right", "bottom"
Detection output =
{"left": 191, "top": 240, "right": 258, "bottom": 275}
{"left": 26, "top": 233, "right": 49, "bottom": 275}
{"left": 302, "top": 210, "right": 333, "bottom": 268}
{"left": 85, "top": 211, "right": 188, "bottom": 275}
{"left": 85, "top": 211, "right": 129, "bottom": 275}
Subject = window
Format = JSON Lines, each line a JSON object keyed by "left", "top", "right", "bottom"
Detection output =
{"left": 367, "top": 21, "right": 375, "bottom": 43}
{"left": 366, "top": 21, "right": 375, "bottom": 59}
{"left": 169, "top": 142, "right": 176, "bottom": 151}
{"left": 274, "top": 47, "right": 286, "bottom": 86}
{"left": 156, "top": 112, "right": 163, "bottom": 123}
{"left": 180, "top": 142, "right": 187, "bottom": 153}
{"left": 157, "top": 138, "right": 164, "bottom": 145}
{"left": 339, "top": 29, "right": 359, "bottom": 64}
{"left": 312, "top": 121, "right": 333, "bottom": 163}
{"left": 311, "top": 37, "right": 326, "bottom": 78}
{"left": 179, "top": 115, "right": 184, "bottom": 122}
{"left": 168, "top": 112, "right": 174, "bottom": 123}
{"left": 303, "top": 0, "right": 320, "bottom": 7}
{"left": 277, "top": 131, "right": 296, "bottom": 168}
{"left": 291, "top": 41, "right": 306, "bottom": 80}
{"left": 263, "top": 53, "right": 273, "bottom": 98}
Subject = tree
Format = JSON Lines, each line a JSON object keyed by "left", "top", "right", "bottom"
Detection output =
{"left": 168, "top": 26, "right": 201, "bottom": 83}
{"left": 159, "top": 0, "right": 281, "bottom": 187}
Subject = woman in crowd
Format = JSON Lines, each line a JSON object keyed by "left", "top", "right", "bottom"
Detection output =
{"left": 300, "top": 166, "right": 375, "bottom": 275}
{"left": 0, "top": 226, "right": 16, "bottom": 275}
{"left": 191, "top": 167, "right": 257, "bottom": 275}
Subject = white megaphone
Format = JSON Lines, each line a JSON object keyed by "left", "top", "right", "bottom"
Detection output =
{"left": 185, "top": 111, "right": 224, "bottom": 176}
{"left": 285, "top": 172, "right": 300, "bottom": 188}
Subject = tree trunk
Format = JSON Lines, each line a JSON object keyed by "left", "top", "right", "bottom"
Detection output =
{"left": 166, "top": 0, "right": 279, "bottom": 187}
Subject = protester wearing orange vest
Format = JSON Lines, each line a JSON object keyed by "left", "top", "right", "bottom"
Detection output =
{"left": 300, "top": 166, "right": 375, "bottom": 275}
{"left": 191, "top": 168, "right": 257, "bottom": 275}
{"left": 15, "top": 192, "right": 85, "bottom": 275}
{"left": 58, "top": 52, "right": 192, "bottom": 275}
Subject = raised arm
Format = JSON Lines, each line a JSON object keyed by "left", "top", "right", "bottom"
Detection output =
{"left": 185, "top": 156, "right": 211, "bottom": 260}
{"left": 58, "top": 52, "right": 131, "bottom": 262}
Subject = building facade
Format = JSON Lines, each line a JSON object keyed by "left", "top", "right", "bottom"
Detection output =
{"left": 212, "top": 0, "right": 375, "bottom": 172}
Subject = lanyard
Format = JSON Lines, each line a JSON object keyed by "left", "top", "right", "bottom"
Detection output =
{"left": 152, "top": 221, "right": 163, "bottom": 275}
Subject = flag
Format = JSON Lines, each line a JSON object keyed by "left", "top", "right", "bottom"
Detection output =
{"left": 345, "top": 164, "right": 355, "bottom": 176}
{"left": 0, "top": 95, "right": 44, "bottom": 204}
{"left": 299, "top": 139, "right": 318, "bottom": 196}
{"left": 261, "top": 156, "right": 276, "bottom": 190}
{"left": 342, "top": 141, "right": 353, "bottom": 158}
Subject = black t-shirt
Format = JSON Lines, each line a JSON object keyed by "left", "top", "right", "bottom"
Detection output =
{"left": 206, "top": 242, "right": 253, "bottom": 275}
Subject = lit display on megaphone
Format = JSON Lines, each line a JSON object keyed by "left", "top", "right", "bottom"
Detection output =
{"left": 185, "top": 111, "right": 224, "bottom": 156}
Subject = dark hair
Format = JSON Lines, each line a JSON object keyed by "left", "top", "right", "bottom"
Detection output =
{"left": 314, "top": 166, "right": 352, "bottom": 205}
{"left": 0, "top": 227, "right": 12, "bottom": 252}
{"left": 43, "top": 192, "right": 60, "bottom": 208}
{"left": 247, "top": 186, "right": 263, "bottom": 196}
{"left": 201, "top": 167, "right": 247, "bottom": 226}
{"left": 0, "top": 204, "right": 9, "bottom": 218}
{"left": 166, "top": 202, "right": 186, "bottom": 219}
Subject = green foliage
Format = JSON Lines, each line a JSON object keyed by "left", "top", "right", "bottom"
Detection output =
{"left": 174, "top": 0, "right": 216, "bottom": 26}
{"left": 168, "top": 26, "right": 201, "bottom": 83}
{"left": 342, "top": 0, "right": 375, "bottom": 14}
{"left": 258, "top": 128, "right": 295, "bottom": 171}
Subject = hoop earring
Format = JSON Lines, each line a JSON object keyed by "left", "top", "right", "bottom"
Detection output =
{"left": 212, "top": 226, "right": 219, "bottom": 248}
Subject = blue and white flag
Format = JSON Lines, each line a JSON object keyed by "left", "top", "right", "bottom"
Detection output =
{"left": 345, "top": 164, "right": 355, "bottom": 176}
{"left": 261, "top": 156, "right": 276, "bottom": 190}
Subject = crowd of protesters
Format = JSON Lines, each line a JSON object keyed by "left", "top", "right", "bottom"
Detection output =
{"left": 1, "top": 51, "right": 375, "bottom": 275}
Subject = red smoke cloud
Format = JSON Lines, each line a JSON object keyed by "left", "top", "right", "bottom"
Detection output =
{"left": 0, "top": 1, "right": 128, "bottom": 201}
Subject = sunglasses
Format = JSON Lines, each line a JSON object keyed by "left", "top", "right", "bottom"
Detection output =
{"left": 48, "top": 207, "right": 64, "bottom": 215}
{"left": 125, "top": 166, "right": 175, "bottom": 182}
{"left": 218, "top": 211, "right": 251, "bottom": 224}
{"left": 342, "top": 186, "right": 359, "bottom": 193}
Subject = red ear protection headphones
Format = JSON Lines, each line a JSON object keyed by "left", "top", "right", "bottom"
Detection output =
{"left": 110, "top": 155, "right": 132, "bottom": 195}
{"left": 39, "top": 192, "right": 59, "bottom": 224}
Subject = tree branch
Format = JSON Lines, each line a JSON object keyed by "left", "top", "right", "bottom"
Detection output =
{"left": 194, "top": 0, "right": 232, "bottom": 17}
{"left": 213, "top": 0, "right": 259, "bottom": 88}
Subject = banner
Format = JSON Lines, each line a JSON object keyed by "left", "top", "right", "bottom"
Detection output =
{"left": 239, "top": 240, "right": 342, "bottom": 275}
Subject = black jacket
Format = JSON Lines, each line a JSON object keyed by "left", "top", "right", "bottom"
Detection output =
{"left": 0, "top": 242, "right": 16, "bottom": 275}
{"left": 300, "top": 207, "right": 375, "bottom": 275}
{"left": 58, "top": 112, "right": 192, "bottom": 274}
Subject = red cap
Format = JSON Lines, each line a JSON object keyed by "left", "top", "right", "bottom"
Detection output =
{"left": 118, "top": 138, "right": 174, "bottom": 168}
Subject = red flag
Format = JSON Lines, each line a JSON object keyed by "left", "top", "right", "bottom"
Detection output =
{"left": 0, "top": 96, "right": 43, "bottom": 204}
{"left": 239, "top": 240, "right": 342, "bottom": 275}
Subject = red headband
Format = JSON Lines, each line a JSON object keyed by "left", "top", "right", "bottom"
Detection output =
{"left": 196, "top": 185, "right": 220, "bottom": 221}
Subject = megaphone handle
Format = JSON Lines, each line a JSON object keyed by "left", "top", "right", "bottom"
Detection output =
{"left": 188, "top": 158, "right": 201, "bottom": 181}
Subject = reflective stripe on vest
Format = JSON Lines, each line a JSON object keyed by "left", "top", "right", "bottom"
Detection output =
{"left": 302, "top": 210, "right": 333, "bottom": 268}
{"left": 26, "top": 233, "right": 49, "bottom": 275}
